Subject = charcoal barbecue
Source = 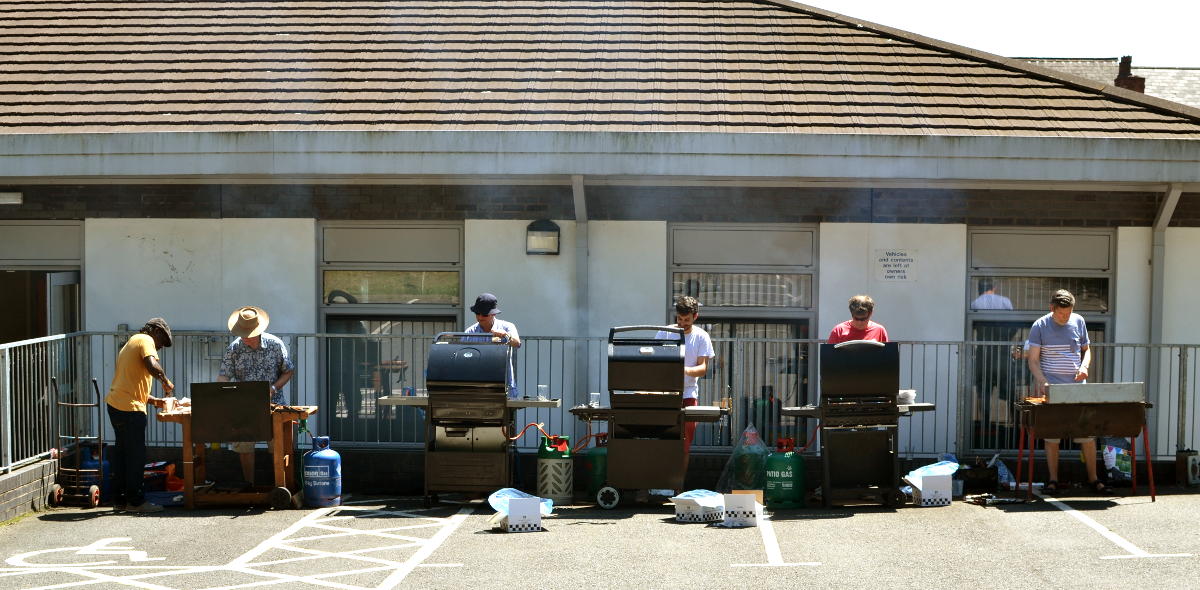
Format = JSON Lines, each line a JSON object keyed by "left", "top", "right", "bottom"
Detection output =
{"left": 781, "top": 340, "right": 934, "bottom": 507}
{"left": 378, "top": 332, "right": 558, "bottom": 506}
{"left": 570, "top": 326, "right": 727, "bottom": 509}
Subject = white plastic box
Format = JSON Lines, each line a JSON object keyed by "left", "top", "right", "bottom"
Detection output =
{"left": 904, "top": 473, "right": 952, "bottom": 507}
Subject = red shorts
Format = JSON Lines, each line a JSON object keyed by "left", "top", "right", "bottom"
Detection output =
{"left": 683, "top": 397, "right": 698, "bottom": 453}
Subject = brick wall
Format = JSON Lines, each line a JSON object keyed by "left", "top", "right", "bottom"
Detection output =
{"left": 0, "top": 183, "right": 1191, "bottom": 227}
{"left": 0, "top": 460, "right": 57, "bottom": 523}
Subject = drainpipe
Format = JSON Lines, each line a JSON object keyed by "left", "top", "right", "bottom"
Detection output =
{"left": 1150, "top": 183, "right": 1183, "bottom": 453}
{"left": 572, "top": 175, "right": 590, "bottom": 399}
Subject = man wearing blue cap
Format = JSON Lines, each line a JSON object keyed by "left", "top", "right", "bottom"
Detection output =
{"left": 465, "top": 293, "right": 522, "bottom": 398}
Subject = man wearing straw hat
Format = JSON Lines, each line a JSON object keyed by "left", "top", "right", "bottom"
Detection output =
{"left": 218, "top": 306, "right": 295, "bottom": 484}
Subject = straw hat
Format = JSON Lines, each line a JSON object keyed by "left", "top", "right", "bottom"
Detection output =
{"left": 227, "top": 306, "right": 270, "bottom": 338}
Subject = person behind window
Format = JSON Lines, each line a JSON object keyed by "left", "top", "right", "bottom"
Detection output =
{"left": 971, "top": 280, "right": 1014, "bottom": 310}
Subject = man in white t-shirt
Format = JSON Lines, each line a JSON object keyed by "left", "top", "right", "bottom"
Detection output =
{"left": 464, "top": 293, "right": 522, "bottom": 398}
{"left": 656, "top": 296, "right": 716, "bottom": 460}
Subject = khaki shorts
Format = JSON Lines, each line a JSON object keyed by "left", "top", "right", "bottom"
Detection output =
{"left": 231, "top": 441, "right": 274, "bottom": 454}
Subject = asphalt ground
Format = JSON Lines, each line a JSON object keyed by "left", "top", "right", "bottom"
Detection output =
{"left": 1, "top": 487, "right": 1197, "bottom": 590}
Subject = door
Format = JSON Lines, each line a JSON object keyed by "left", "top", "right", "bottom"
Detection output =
{"left": 47, "top": 271, "right": 80, "bottom": 334}
{"left": 701, "top": 318, "right": 810, "bottom": 447}
{"left": 326, "top": 315, "right": 456, "bottom": 444}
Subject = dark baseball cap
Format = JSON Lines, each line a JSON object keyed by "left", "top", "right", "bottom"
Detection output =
{"left": 470, "top": 293, "right": 501, "bottom": 316}
{"left": 144, "top": 317, "right": 173, "bottom": 347}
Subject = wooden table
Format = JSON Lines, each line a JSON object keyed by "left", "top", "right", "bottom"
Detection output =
{"left": 1015, "top": 401, "right": 1155, "bottom": 501}
{"left": 159, "top": 405, "right": 318, "bottom": 509}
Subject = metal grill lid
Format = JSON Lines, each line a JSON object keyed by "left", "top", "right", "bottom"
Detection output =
{"left": 426, "top": 332, "right": 510, "bottom": 392}
{"left": 819, "top": 340, "right": 900, "bottom": 398}
{"left": 607, "top": 325, "right": 684, "bottom": 393}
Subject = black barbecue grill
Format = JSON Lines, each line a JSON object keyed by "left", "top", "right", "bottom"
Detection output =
{"left": 571, "top": 325, "right": 727, "bottom": 508}
{"left": 423, "top": 332, "right": 512, "bottom": 502}
{"left": 377, "top": 332, "right": 560, "bottom": 506}
{"left": 781, "top": 340, "right": 934, "bottom": 507}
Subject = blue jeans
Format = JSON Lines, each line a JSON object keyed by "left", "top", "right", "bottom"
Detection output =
{"left": 107, "top": 405, "right": 147, "bottom": 507}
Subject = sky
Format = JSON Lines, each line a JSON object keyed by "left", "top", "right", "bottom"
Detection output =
{"left": 807, "top": 1, "right": 1199, "bottom": 68}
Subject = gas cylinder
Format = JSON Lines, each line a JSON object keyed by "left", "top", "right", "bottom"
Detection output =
{"left": 536, "top": 435, "right": 572, "bottom": 505}
{"left": 582, "top": 436, "right": 608, "bottom": 496}
{"left": 303, "top": 436, "right": 342, "bottom": 507}
{"left": 765, "top": 438, "right": 805, "bottom": 509}
{"left": 79, "top": 443, "right": 112, "bottom": 502}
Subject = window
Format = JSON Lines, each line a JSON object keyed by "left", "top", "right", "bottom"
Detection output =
{"left": 669, "top": 223, "right": 817, "bottom": 449}
{"left": 319, "top": 222, "right": 464, "bottom": 445}
{"left": 966, "top": 228, "right": 1114, "bottom": 452}
{"left": 324, "top": 270, "right": 459, "bottom": 305}
{"left": 319, "top": 222, "right": 463, "bottom": 315}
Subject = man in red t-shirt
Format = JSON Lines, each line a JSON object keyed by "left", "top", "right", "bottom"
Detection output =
{"left": 827, "top": 294, "right": 889, "bottom": 344}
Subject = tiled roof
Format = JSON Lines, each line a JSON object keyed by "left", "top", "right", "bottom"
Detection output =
{"left": 1021, "top": 58, "right": 1200, "bottom": 110}
{"left": 1, "top": 0, "right": 1199, "bottom": 137}
{"left": 1137, "top": 68, "right": 1200, "bottom": 110}
{"left": 1019, "top": 58, "right": 1120, "bottom": 86}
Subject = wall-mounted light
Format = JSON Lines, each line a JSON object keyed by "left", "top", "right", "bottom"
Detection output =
{"left": 0, "top": 192, "right": 22, "bottom": 205}
{"left": 526, "top": 219, "right": 560, "bottom": 255}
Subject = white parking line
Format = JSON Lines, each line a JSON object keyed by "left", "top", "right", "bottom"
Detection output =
{"left": 731, "top": 507, "right": 821, "bottom": 567}
{"left": 374, "top": 504, "right": 472, "bottom": 587}
{"left": 3, "top": 500, "right": 476, "bottom": 590}
{"left": 1035, "top": 492, "right": 1192, "bottom": 560}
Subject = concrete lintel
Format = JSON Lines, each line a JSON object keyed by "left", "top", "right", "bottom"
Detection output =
{"left": 1, "top": 131, "right": 1199, "bottom": 184}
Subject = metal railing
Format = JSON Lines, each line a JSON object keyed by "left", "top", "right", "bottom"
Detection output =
{"left": 0, "top": 334, "right": 81, "bottom": 474}
{"left": 2, "top": 332, "right": 1197, "bottom": 474}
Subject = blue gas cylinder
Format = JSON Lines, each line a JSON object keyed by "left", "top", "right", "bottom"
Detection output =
{"left": 79, "top": 444, "right": 113, "bottom": 501}
{"left": 303, "top": 436, "right": 342, "bottom": 507}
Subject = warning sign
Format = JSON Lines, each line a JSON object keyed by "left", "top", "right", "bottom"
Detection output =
{"left": 875, "top": 249, "right": 916, "bottom": 282}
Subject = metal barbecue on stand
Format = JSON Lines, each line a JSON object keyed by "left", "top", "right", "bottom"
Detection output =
{"left": 781, "top": 340, "right": 934, "bottom": 507}
{"left": 570, "top": 326, "right": 726, "bottom": 509}
{"left": 378, "top": 332, "right": 559, "bottom": 506}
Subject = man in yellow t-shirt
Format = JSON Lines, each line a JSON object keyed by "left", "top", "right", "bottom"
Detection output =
{"left": 105, "top": 318, "right": 175, "bottom": 513}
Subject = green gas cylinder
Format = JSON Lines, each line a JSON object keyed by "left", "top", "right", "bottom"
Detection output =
{"left": 583, "top": 437, "right": 608, "bottom": 496}
{"left": 765, "top": 438, "right": 806, "bottom": 509}
{"left": 537, "top": 435, "right": 573, "bottom": 505}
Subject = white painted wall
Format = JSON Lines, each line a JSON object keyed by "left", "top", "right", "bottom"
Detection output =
{"left": 84, "top": 218, "right": 317, "bottom": 333}
{"left": 1163, "top": 227, "right": 1200, "bottom": 345}
{"left": 462, "top": 219, "right": 668, "bottom": 337}
{"left": 1114, "top": 226, "right": 1152, "bottom": 344}
{"left": 587, "top": 221, "right": 668, "bottom": 335}
{"left": 463, "top": 219, "right": 577, "bottom": 336}
{"left": 818, "top": 223, "right": 967, "bottom": 341}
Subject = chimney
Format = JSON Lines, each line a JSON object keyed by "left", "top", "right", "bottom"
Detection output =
{"left": 1114, "top": 55, "right": 1145, "bottom": 93}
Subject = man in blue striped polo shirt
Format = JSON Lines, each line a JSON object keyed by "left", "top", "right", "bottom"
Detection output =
{"left": 1026, "top": 289, "right": 1108, "bottom": 494}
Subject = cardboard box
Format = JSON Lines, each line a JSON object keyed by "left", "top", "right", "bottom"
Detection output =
{"left": 721, "top": 493, "right": 760, "bottom": 527}
{"left": 904, "top": 473, "right": 952, "bottom": 507}
{"left": 504, "top": 497, "right": 542, "bottom": 532}
{"left": 730, "top": 489, "right": 763, "bottom": 504}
